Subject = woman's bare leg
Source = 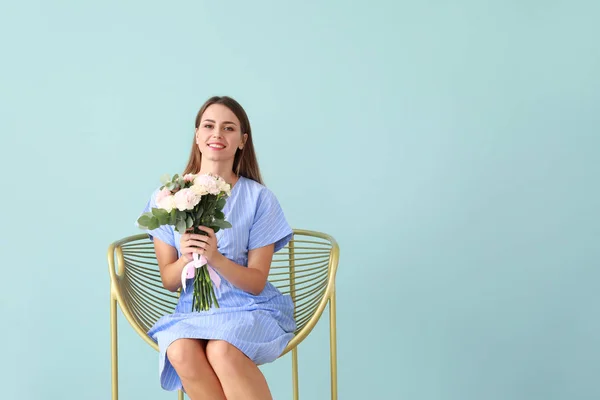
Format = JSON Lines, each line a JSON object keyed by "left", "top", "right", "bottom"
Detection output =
{"left": 166, "top": 338, "right": 226, "bottom": 400}
{"left": 206, "top": 340, "right": 273, "bottom": 400}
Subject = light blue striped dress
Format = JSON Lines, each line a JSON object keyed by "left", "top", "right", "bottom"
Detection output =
{"left": 139, "top": 176, "right": 296, "bottom": 391}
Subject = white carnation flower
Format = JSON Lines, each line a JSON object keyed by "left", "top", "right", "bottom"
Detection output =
{"left": 193, "top": 174, "right": 219, "bottom": 195}
{"left": 191, "top": 183, "right": 208, "bottom": 196}
{"left": 156, "top": 195, "right": 176, "bottom": 212}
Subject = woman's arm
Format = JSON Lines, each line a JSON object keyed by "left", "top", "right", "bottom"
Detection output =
{"left": 153, "top": 238, "right": 189, "bottom": 292}
{"left": 156, "top": 226, "right": 275, "bottom": 295}
{"left": 210, "top": 243, "right": 275, "bottom": 295}
{"left": 193, "top": 226, "right": 274, "bottom": 295}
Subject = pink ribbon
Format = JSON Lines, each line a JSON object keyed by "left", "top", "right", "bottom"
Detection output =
{"left": 181, "top": 252, "right": 221, "bottom": 292}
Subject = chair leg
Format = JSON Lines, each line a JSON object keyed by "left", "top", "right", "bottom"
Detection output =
{"left": 111, "top": 295, "right": 119, "bottom": 400}
{"left": 292, "top": 347, "right": 299, "bottom": 400}
{"left": 329, "top": 292, "right": 338, "bottom": 400}
{"left": 178, "top": 389, "right": 184, "bottom": 399}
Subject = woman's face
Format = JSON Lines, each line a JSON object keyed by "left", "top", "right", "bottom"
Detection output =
{"left": 195, "top": 103, "right": 247, "bottom": 164}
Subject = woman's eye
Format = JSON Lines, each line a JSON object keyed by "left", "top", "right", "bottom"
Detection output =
{"left": 204, "top": 124, "right": 213, "bottom": 129}
{"left": 224, "top": 127, "right": 234, "bottom": 131}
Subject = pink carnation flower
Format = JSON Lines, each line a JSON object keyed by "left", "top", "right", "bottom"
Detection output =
{"left": 173, "top": 188, "right": 200, "bottom": 211}
{"left": 156, "top": 187, "right": 171, "bottom": 204}
{"left": 183, "top": 173, "right": 196, "bottom": 182}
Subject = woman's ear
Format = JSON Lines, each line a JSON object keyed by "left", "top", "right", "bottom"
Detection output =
{"left": 240, "top": 133, "right": 248, "bottom": 149}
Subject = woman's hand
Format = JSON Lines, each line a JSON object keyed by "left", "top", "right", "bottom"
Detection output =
{"left": 179, "top": 230, "right": 207, "bottom": 262}
{"left": 195, "top": 226, "right": 221, "bottom": 263}
{"left": 179, "top": 227, "right": 221, "bottom": 263}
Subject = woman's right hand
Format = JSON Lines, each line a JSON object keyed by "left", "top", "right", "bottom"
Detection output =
{"left": 179, "top": 230, "right": 205, "bottom": 262}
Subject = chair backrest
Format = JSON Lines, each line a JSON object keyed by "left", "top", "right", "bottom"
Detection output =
{"left": 108, "top": 229, "right": 339, "bottom": 353}
{"left": 109, "top": 229, "right": 340, "bottom": 399}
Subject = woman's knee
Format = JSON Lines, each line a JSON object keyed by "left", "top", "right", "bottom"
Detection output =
{"left": 205, "top": 340, "right": 243, "bottom": 371}
{"left": 166, "top": 339, "right": 206, "bottom": 377}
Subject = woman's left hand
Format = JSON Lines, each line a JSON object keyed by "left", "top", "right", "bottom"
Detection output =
{"left": 195, "top": 226, "right": 221, "bottom": 264}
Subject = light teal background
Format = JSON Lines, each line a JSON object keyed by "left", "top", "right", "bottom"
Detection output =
{"left": 1, "top": 1, "right": 599, "bottom": 399}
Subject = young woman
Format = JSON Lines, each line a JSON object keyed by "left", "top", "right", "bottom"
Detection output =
{"left": 139, "top": 96, "right": 295, "bottom": 400}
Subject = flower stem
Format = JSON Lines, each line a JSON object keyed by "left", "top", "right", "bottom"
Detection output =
{"left": 201, "top": 267, "right": 208, "bottom": 310}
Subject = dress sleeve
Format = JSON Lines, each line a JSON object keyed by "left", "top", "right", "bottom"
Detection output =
{"left": 248, "top": 188, "right": 293, "bottom": 252}
{"left": 137, "top": 188, "right": 176, "bottom": 247}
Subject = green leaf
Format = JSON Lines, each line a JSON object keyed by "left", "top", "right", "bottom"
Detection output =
{"left": 152, "top": 207, "right": 168, "bottom": 217}
{"left": 160, "top": 173, "right": 171, "bottom": 184}
{"left": 186, "top": 215, "right": 193, "bottom": 228}
{"left": 214, "top": 210, "right": 224, "bottom": 220}
{"left": 216, "top": 198, "right": 226, "bottom": 210}
{"left": 161, "top": 213, "right": 172, "bottom": 225}
{"left": 151, "top": 208, "right": 169, "bottom": 224}
{"left": 169, "top": 210, "right": 177, "bottom": 225}
{"left": 144, "top": 221, "right": 159, "bottom": 230}
{"left": 211, "top": 219, "right": 232, "bottom": 229}
{"left": 138, "top": 214, "right": 159, "bottom": 230}
{"left": 176, "top": 219, "right": 186, "bottom": 234}
{"left": 137, "top": 214, "right": 152, "bottom": 228}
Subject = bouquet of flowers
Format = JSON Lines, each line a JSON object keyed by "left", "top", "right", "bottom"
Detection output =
{"left": 137, "top": 172, "right": 232, "bottom": 312}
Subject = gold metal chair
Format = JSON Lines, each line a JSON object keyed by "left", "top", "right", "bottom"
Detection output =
{"left": 108, "top": 229, "right": 340, "bottom": 400}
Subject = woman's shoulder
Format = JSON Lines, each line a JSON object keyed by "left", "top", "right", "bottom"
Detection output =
{"left": 239, "top": 176, "right": 289, "bottom": 220}
{"left": 239, "top": 176, "right": 292, "bottom": 251}
{"left": 239, "top": 175, "right": 265, "bottom": 190}
{"left": 240, "top": 176, "right": 280, "bottom": 202}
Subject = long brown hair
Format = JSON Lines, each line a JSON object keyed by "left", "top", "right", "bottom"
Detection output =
{"left": 182, "top": 96, "right": 264, "bottom": 184}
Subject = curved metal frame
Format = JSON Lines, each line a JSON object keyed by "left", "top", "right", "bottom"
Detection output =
{"left": 108, "top": 229, "right": 339, "bottom": 400}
